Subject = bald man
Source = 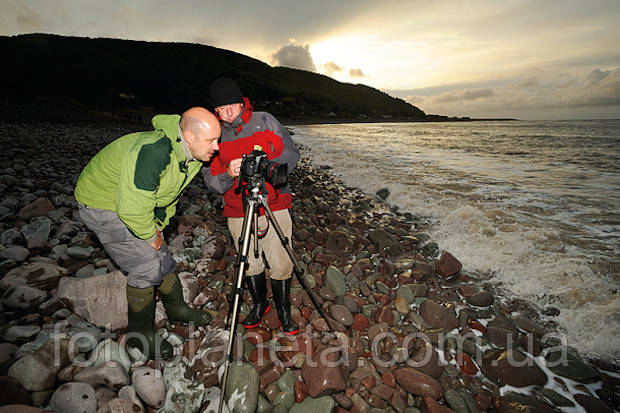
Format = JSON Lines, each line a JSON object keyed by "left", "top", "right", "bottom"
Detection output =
{"left": 74, "top": 107, "right": 220, "bottom": 360}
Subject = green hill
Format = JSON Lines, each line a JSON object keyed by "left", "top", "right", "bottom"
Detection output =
{"left": 1, "top": 33, "right": 427, "bottom": 123}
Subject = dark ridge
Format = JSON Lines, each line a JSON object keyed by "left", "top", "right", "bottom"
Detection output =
{"left": 1, "top": 33, "right": 430, "bottom": 124}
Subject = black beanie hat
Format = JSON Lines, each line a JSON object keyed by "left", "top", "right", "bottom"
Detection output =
{"left": 209, "top": 77, "right": 244, "bottom": 107}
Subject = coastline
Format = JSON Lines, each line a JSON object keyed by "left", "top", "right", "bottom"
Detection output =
{"left": 0, "top": 102, "right": 518, "bottom": 127}
{"left": 0, "top": 120, "right": 617, "bottom": 412}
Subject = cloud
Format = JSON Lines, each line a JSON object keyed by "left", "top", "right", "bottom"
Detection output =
{"left": 585, "top": 68, "right": 610, "bottom": 86}
{"left": 572, "top": 68, "right": 620, "bottom": 107}
{"left": 519, "top": 77, "right": 539, "bottom": 88}
{"left": 15, "top": 6, "right": 44, "bottom": 31}
{"left": 270, "top": 44, "right": 316, "bottom": 72}
{"left": 401, "top": 67, "right": 620, "bottom": 119}
{"left": 349, "top": 68, "right": 365, "bottom": 77}
{"left": 435, "top": 88, "right": 494, "bottom": 103}
{"left": 322, "top": 61, "right": 342, "bottom": 75}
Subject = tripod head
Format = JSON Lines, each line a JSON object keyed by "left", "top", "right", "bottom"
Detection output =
{"left": 235, "top": 146, "right": 288, "bottom": 199}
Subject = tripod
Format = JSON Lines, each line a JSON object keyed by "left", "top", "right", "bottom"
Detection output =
{"left": 218, "top": 178, "right": 337, "bottom": 413}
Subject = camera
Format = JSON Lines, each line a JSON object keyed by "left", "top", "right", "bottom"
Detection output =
{"left": 240, "top": 149, "right": 288, "bottom": 187}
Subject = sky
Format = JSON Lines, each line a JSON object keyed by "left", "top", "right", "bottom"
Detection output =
{"left": 2, "top": 0, "right": 619, "bottom": 119}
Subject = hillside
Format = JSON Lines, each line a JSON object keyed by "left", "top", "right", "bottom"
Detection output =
{"left": 1, "top": 33, "right": 427, "bottom": 123}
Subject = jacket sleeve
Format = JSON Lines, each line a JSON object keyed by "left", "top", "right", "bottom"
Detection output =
{"left": 265, "top": 114, "right": 300, "bottom": 174}
{"left": 202, "top": 154, "right": 235, "bottom": 195}
{"left": 116, "top": 143, "right": 168, "bottom": 242}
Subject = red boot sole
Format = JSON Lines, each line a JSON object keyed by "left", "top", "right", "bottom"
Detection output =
{"left": 242, "top": 304, "right": 271, "bottom": 329}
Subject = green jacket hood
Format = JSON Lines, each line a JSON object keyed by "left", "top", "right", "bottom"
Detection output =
{"left": 151, "top": 114, "right": 181, "bottom": 140}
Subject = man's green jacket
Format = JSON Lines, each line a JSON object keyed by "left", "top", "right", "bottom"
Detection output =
{"left": 74, "top": 114, "right": 202, "bottom": 242}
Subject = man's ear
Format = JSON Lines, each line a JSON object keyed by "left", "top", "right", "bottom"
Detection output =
{"left": 182, "top": 129, "right": 194, "bottom": 144}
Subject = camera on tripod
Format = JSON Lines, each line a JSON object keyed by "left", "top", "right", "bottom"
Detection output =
{"left": 240, "top": 148, "right": 288, "bottom": 188}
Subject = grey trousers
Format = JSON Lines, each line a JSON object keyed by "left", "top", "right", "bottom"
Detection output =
{"left": 77, "top": 204, "right": 176, "bottom": 288}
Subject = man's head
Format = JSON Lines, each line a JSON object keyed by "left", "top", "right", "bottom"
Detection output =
{"left": 179, "top": 107, "right": 221, "bottom": 162}
{"left": 209, "top": 77, "right": 244, "bottom": 123}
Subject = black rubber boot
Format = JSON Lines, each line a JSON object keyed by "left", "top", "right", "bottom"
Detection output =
{"left": 271, "top": 277, "right": 299, "bottom": 335}
{"left": 242, "top": 272, "right": 271, "bottom": 329}
{"left": 126, "top": 285, "right": 174, "bottom": 361}
{"left": 158, "top": 272, "right": 212, "bottom": 325}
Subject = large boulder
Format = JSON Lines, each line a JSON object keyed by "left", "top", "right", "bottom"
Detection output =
{"left": 419, "top": 300, "right": 458, "bottom": 331}
{"left": 18, "top": 197, "right": 54, "bottom": 220}
{"left": 324, "top": 266, "right": 347, "bottom": 296}
{"left": 481, "top": 349, "right": 547, "bottom": 387}
{"left": 73, "top": 360, "right": 130, "bottom": 391}
{"left": 393, "top": 367, "right": 444, "bottom": 400}
{"left": 301, "top": 347, "right": 349, "bottom": 397}
{"left": 0, "top": 262, "right": 68, "bottom": 291}
{"left": 49, "top": 382, "right": 97, "bottom": 413}
{"left": 368, "top": 229, "right": 403, "bottom": 255}
{"left": 224, "top": 362, "right": 260, "bottom": 413}
{"left": 436, "top": 251, "right": 462, "bottom": 278}
{"left": 0, "top": 285, "right": 47, "bottom": 310}
{"left": 132, "top": 367, "right": 166, "bottom": 408}
{"left": 8, "top": 338, "right": 73, "bottom": 391}
{"left": 56, "top": 271, "right": 127, "bottom": 330}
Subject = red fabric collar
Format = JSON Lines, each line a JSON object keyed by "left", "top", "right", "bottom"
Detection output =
{"left": 236, "top": 97, "right": 253, "bottom": 133}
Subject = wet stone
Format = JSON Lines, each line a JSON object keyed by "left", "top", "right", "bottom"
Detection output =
{"left": 534, "top": 388, "right": 575, "bottom": 407}
{"left": 65, "top": 245, "right": 94, "bottom": 260}
{"left": 544, "top": 347, "right": 600, "bottom": 384}
{"left": 1, "top": 285, "right": 47, "bottom": 310}
{"left": 49, "top": 382, "right": 97, "bottom": 413}
{"left": 0, "top": 246, "right": 29, "bottom": 262}
{"left": 574, "top": 394, "right": 614, "bottom": 413}
{"left": 444, "top": 389, "right": 470, "bottom": 413}
{"left": 18, "top": 197, "right": 54, "bottom": 220}
{"left": 330, "top": 304, "right": 354, "bottom": 327}
{"left": 75, "top": 264, "right": 96, "bottom": 278}
{"left": 467, "top": 291, "right": 494, "bottom": 307}
{"left": 0, "top": 228, "right": 25, "bottom": 246}
{"left": 290, "top": 396, "right": 337, "bottom": 413}
{"left": 319, "top": 287, "right": 336, "bottom": 301}
{"left": 20, "top": 216, "right": 52, "bottom": 241}
{"left": 396, "top": 285, "right": 415, "bottom": 303}
{"left": 375, "top": 281, "right": 391, "bottom": 295}
{"left": 395, "top": 296, "right": 410, "bottom": 314}
{"left": 393, "top": 367, "right": 444, "bottom": 400}
{"left": 132, "top": 367, "right": 166, "bottom": 408}
{"left": 481, "top": 349, "right": 547, "bottom": 387}
{"left": 225, "top": 362, "right": 260, "bottom": 413}
{"left": 324, "top": 266, "right": 347, "bottom": 296}
{"left": 419, "top": 300, "right": 458, "bottom": 331}
{"left": 69, "top": 321, "right": 101, "bottom": 353}
{"left": 335, "top": 295, "right": 359, "bottom": 313}
{"left": 0, "top": 325, "right": 42, "bottom": 343}
{"left": 74, "top": 360, "right": 130, "bottom": 391}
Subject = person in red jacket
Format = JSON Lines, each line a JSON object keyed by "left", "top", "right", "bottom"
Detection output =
{"left": 203, "top": 77, "right": 300, "bottom": 335}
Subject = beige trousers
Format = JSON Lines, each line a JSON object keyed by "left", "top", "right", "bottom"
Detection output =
{"left": 227, "top": 208, "right": 293, "bottom": 280}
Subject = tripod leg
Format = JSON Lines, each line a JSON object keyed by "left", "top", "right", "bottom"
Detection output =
{"left": 219, "top": 199, "right": 256, "bottom": 413}
{"left": 260, "top": 197, "right": 339, "bottom": 334}
{"left": 253, "top": 206, "right": 260, "bottom": 259}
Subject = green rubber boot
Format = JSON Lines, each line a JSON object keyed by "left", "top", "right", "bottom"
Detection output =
{"left": 126, "top": 285, "right": 174, "bottom": 360}
{"left": 158, "top": 272, "right": 212, "bottom": 325}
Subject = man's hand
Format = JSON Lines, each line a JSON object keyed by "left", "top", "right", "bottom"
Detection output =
{"left": 227, "top": 158, "right": 243, "bottom": 177}
{"left": 149, "top": 229, "right": 163, "bottom": 251}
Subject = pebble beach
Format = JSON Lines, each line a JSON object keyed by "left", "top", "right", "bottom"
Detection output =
{"left": 0, "top": 121, "right": 618, "bottom": 413}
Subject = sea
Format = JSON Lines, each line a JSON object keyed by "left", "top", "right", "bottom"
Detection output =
{"left": 290, "top": 119, "right": 620, "bottom": 363}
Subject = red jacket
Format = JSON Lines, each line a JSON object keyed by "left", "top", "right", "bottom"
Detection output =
{"left": 203, "top": 98, "right": 300, "bottom": 217}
